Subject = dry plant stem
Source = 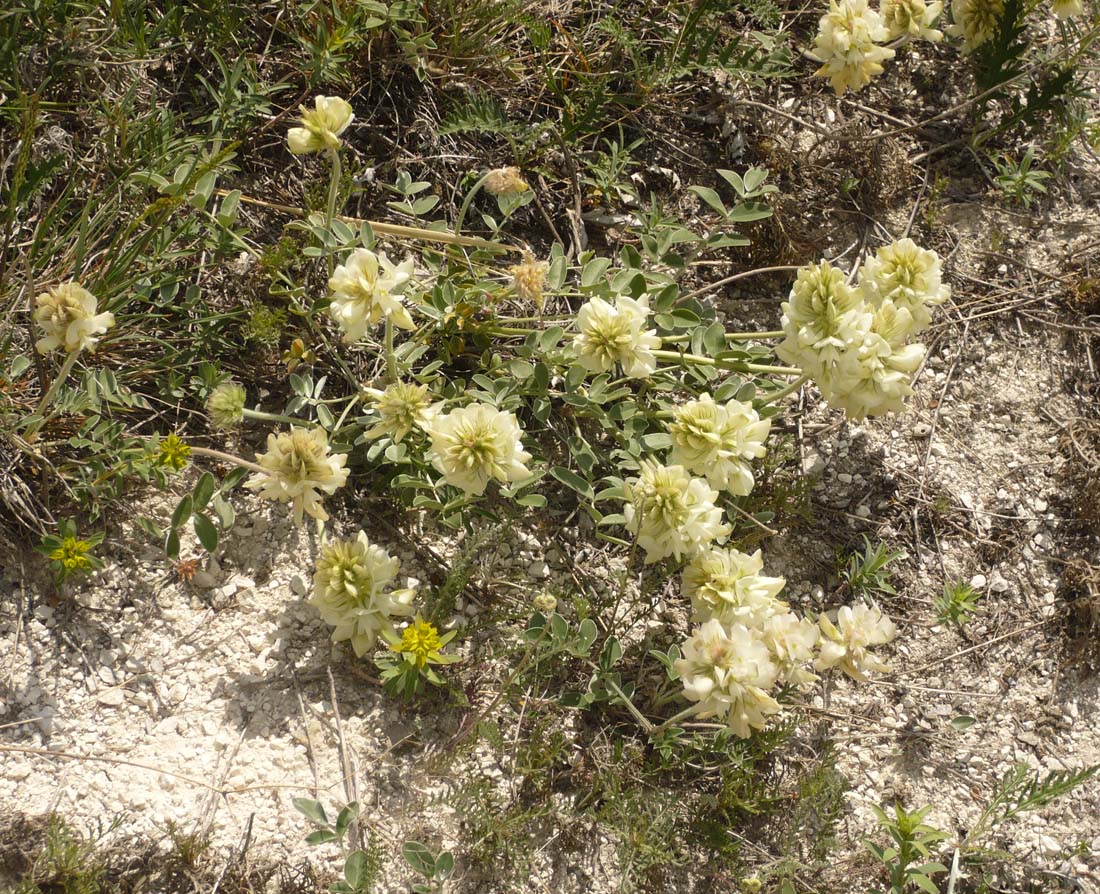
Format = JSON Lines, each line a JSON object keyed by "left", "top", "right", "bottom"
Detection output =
{"left": 680, "top": 265, "right": 802, "bottom": 304}
{"left": 189, "top": 445, "right": 269, "bottom": 476}
{"left": 217, "top": 190, "right": 517, "bottom": 253}
{"left": 23, "top": 350, "right": 79, "bottom": 442}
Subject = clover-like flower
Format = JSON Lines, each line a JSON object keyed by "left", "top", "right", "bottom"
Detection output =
{"left": 329, "top": 248, "right": 416, "bottom": 341}
{"left": 810, "top": 0, "right": 896, "bottom": 95}
{"left": 814, "top": 602, "right": 898, "bottom": 680}
{"left": 206, "top": 381, "right": 246, "bottom": 430}
{"left": 484, "top": 167, "right": 529, "bottom": 196}
{"left": 881, "top": 0, "right": 945, "bottom": 39}
{"left": 682, "top": 547, "right": 787, "bottom": 626}
{"left": 776, "top": 261, "right": 872, "bottom": 392}
{"left": 426, "top": 403, "right": 533, "bottom": 496}
{"left": 668, "top": 394, "right": 772, "bottom": 496}
{"left": 245, "top": 427, "right": 350, "bottom": 525}
{"left": 831, "top": 306, "right": 927, "bottom": 419}
{"left": 572, "top": 294, "right": 661, "bottom": 379}
{"left": 760, "top": 612, "right": 820, "bottom": 688}
{"left": 509, "top": 254, "right": 550, "bottom": 311}
{"left": 1051, "top": 0, "right": 1084, "bottom": 16}
{"left": 310, "top": 532, "right": 417, "bottom": 656}
{"left": 945, "top": 0, "right": 1005, "bottom": 52}
{"left": 366, "top": 382, "right": 436, "bottom": 443}
{"left": 287, "top": 96, "right": 354, "bottom": 155}
{"left": 34, "top": 282, "right": 115, "bottom": 355}
{"left": 858, "top": 239, "right": 950, "bottom": 334}
{"left": 623, "top": 460, "right": 731, "bottom": 564}
{"left": 674, "top": 619, "right": 782, "bottom": 738}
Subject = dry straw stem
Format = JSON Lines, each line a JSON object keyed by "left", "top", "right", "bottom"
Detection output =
{"left": 218, "top": 190, "right": 520, "bottom": 253}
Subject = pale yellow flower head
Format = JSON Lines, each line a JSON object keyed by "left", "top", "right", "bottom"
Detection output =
{"left": 34, "top": 282, "right": 115, "bottom": 355}
{"left": 674, "top": 619, "right": 782, "bottom": 738}
{"left": 810, "top": 0, "right": 896, "bottom": 95}
{"left": 310, "top": 532, "right": 417, "bottom": 656}
{"left": 366, "top": 382, "right": 436, "bottom": 443}
{"left": 509, "top": 255, "right": 550, "bottom": 311}
{"left": 682, "top": 547, "right": 787, "bottom": 626}
{"left": 206, "top": 381, "right": 247, "bottom": 430}
{"left": 814, "top": 602, "right": 897, "bottom": 680}
{"left": 668, "top": 394, "right": 772, "bottom": 496}
{"left": 484, "top": 166, "right": 529, "bottom": 196}
{"left": 881, "top": 0, "right": 944, "bottom": 39}
{"left": 426, "top": 403, "right": 533, "bottom": 496}
{"left": 945, "top": 0, "right": 1005, "bottom": 52}
{"left": 1051, "top": 0, "right": 1084, "bottom": 17}
{"left": 244, "top": 427, "right": 350, "bottom": 526}
{"left": 623, "top": 460, "right": 731, "bottom": 564}
{"left": 329, "top": 248, "right": 415, "bottom": 341}
{"left": 776, "top": 261, "right": 872, "bottom": 392}
{"left": 573, "top": 294, "right": 661, "bottom": 379}
{"left": 761, "top": 612, "right": 821, "bottom": 688}
{"left": 287, "top": 96, "right": 354, "bottom": 155}
{"left": 858, "top": 238, "right": 949, "bottom": 333}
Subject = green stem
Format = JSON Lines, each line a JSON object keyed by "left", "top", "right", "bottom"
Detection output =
{"left": 242, "top": 408, "right": 308, "bottom": 427}
{"left": 384, "top": 318, "right": 397, "bottom": 383}
{"left": 761, "top": 373, "right": 810, "bottom": 404}
{"left": 662, "top": 329, "right": 784, "bottom": 344}
{"left": 652, "top": 349, "right": 801, "bottom": 377}
{"left": 453, "top": 172, "right": 491, "bottom": 240}
{"left": 650, "top": 704, "right": 703, "bottom": 735}
{"left": 189, "top": 444, "right": 269, "bottom": 476}
{"left": 24, "top": 350, "right": 80, "bottom": 441}
{"left": 324, "top": 146, "right": 342, "bottom": 278}
{"left": 487, "top": 325, "right": 536, "bottom": 337}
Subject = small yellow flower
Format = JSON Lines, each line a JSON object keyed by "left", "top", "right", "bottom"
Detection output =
{"left": 287, "top": 96, "right": 354, "bottom": 155}
{"left": 156, "top": 433, "right": 191, "bottom": 472}
{"left": 283, "top": 338, "right": 317, "bottom": 373}
{"left": 484, "top": 167, "right": 529, "bottom": 196}
{"left": 391, "top": 617, "right": 445, "bottom": 669}
{"left": 49, "top": 537, "right": 94, "bottom": 573}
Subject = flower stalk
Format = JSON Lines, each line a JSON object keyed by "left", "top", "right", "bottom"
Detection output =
{"left": 24, "top": 349, "right": 79, "bottom": 441}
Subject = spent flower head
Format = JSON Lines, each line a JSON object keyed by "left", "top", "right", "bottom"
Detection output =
{"left": 509, "top": 254, "right": 550, "bottom": 311}
{"left": 810, "top": 0, "right": 896, "bottom": 95}
{"left": 682, "top": 547, "right": 787, "bottom": 626}
{"left": 484, "top": 166, "right": 529, "bottom": 196}
{"left": 623, "top": 460, "right": 731, "bottom": 564}
{"left": 154, "top": 433, "right": 191, "bottom": 472}
{"left": 206, "top": 381, "right": 246, "bottom": 429}
{"left": 329, "top": 248, "right": 416, "bottom": 341}
{"left": 573, "top": 294, "right": 661, "bottom": 379}
{"left": 674, "top": 619, "right": 782, "bottom": 738}
{"left": 310, "top": 532, "right": 417, "bottom": 656}
{"left": 366, "top": 382, "right": 436, "bottom": 443}
{"left": 287, "top": 96, "right": 354, "bottom": 155}
{"left": 815, "top": 602, "right": 898, "bottom": 680}
{"left": 34, "top": 282, "right": 115, "bottom": 355}
{"left": 668, "top": 394, "right": 772, "bottom": 496}
{"left": 244, "top": 427, "right": 350, "bottom": 526}
{"left": 426, "top": 403, "right": 533, "bottom": 496}
{"left": 881, "top": 0, "right": 944, "bottom": 39}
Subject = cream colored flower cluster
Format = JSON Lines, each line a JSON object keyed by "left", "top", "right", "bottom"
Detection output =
{"left": 34, "top": 282, "right": 115, "bottom": 355}
{"left": 811, "top": 0, "right": 1084, "bottom": 93}
{"left": 776, "top": 239, "right": 948, "bottom": 419}
{"left": 674, "top": 547, "right": 897, "bottom": 737}
{"left": 310, "top": 531, "right": 417, "bottom": 656}
{"left": 572, "top": 293, "right": 661, "bottom": 379}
